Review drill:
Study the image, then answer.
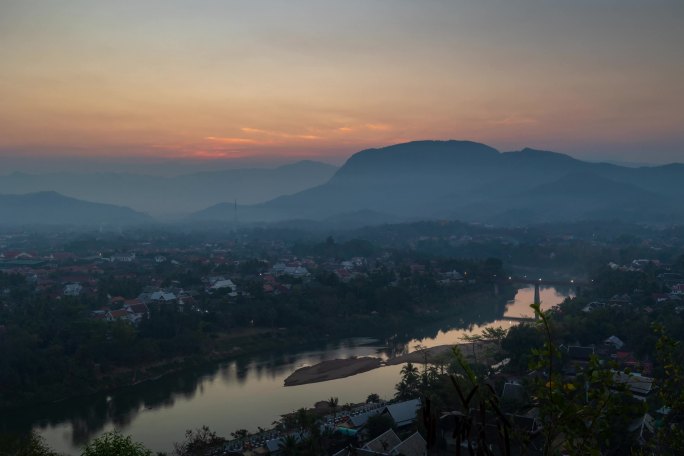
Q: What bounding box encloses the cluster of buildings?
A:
[220,399,427,456]
[0,230,483,311]
[92,298,150,324]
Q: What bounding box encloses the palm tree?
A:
[292,408,322,456]
[394,379,412,400]
[278,435,299,456]
[396,362,421,399]
[400,362,420,386]
[327,396,339,427]
[295,408,317,433]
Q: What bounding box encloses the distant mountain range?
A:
[0,191,151,226]
[2,141,683,227]
[0,160,337,216]
[192,140,684,225]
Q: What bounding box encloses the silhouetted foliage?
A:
[82,431,152,456]
[366,414,395,439]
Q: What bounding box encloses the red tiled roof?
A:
[108,309,129,318]
[127,303,149,315]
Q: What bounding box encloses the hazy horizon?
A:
[2,0,682,168]
[0,151,341,176]
[0,140,680,176]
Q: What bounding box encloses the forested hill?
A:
[191,140,684,225]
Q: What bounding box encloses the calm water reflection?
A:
[408,285,573,348]
[7,286,570,454]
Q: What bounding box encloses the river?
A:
[8,285,571,454]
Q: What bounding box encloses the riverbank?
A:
[387,340,498,365]
[284,341,499,386]
[1,288,513,410]
[0,328,300,410]
[7,284,569,455]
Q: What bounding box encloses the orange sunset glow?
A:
[1,0,683,165]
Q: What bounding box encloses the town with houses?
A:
[1,223,684,454]
[0,231,476,332]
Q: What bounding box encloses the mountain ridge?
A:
[0,160,337,216]
[0,191,152,226]
[191,140,684,225]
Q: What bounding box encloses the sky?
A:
[1,0,683,170]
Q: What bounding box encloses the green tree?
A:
[529,302,642,455]
[229,429,248,441]
[501,323,544,372]
[395,362,420,400]
[173,426,225,456]
[645,324,684,454]
[0,432,59,456]
[366,393,380,403]
[81,432,152,456]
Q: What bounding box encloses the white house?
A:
[63,283,83,296]
[111,252,136,262]
[283,266,310,278]
[271,263,287,275]
[210,278,237,292]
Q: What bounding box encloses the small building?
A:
[363,429,401,453]
[63,283,83,296]
[379,398,421,428]
[609,294,631,305]
[390,432,427,456]
[111,252,136,262]
[106,308,130,322]
[125,302,150,323]
[283,266,310,278]
[613,371,654,400]
[210,278,237,292]
[604,335,625,350]
[150,291,177,302]
[271,263,287,275]
[349,409,382,428]
[671,284,684,295]
[332,429,426,456]
[582,301,608,312]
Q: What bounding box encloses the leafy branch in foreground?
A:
[529,302,643,456]
[442,346,512,456]
[643,324,684,455]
